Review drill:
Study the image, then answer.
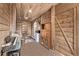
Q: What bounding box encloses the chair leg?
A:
[1,49,4,56]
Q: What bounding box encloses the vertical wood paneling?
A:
[51,6,55,50]
[73,8,77,55]
[76,4,79,55]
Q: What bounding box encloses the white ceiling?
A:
[16,3,55,22]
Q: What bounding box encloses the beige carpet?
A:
[20,42,54,56]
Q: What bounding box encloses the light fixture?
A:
[29,4,32,13]
[24,4,32,20]
[29,9,32,13]
[22,25,25,26]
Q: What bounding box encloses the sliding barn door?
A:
[55,4,77,55]
[40,9,52,49]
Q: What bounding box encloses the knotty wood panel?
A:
[0,4,10,50]
[55,3,77,15]
[16,21,32,36]
[40,9,52,49]
[0,24,9,30]
[41,10,51,24]
[55,4,74,55]
[0,4,10,21]
[76,4,79,55]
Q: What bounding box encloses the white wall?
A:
[33,21,40,42]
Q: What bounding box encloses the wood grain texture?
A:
[55,4,75,55]
[0,4,10,50]
[40,9,52,49]
[16,21,32,36]
[76,5,79,55]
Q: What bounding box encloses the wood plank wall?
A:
[55,3,77,55]
[40,9,52,49]
[0,4,10,50]
[16,20,32,36]
[76,4,79,56]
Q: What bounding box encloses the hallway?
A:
[0,3,79,56]
[20,36,53,56]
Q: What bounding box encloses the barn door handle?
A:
[55,17,74,54]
